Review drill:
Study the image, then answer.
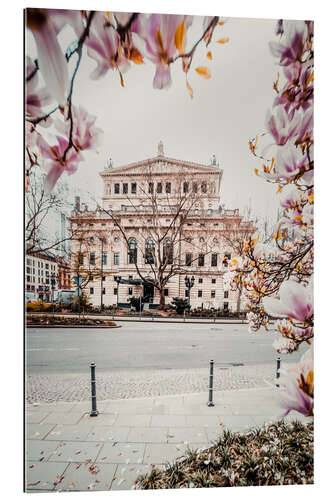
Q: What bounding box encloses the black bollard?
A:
[276,356,281,387]
[90,362,98,417]
[207,359,215,407]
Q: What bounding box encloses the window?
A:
[148,182,154,194]
[185,289,189,297]
[164,289,169,296]
[89,253,95,265]
[113,288,117,295]
[123,183,128,194]
[163,239,173,264]
[211,290,216,298]
[224,302,229,310]
[114,236,119,243]
[114,253,119,265]
[224,291,229,298]
[114,183,120,194]
[26,267,31,274]
[46,263,49,269]
[131,182,137,194]
[185,253,192,266]
[198,290,202,297]
[213,237,218,243]
[128,238,137,264]
[199,237,205,243]
[198,254,205,267]
[157,182,162,193]
[211,253,218,267]
[145,238,155,264]
[102,288,106,295]
[90,287,94,294]
[201,182,207,193]
[183,182,189,193]
[185,237,192,243]
[223,253,231,267]
[102,276,106,282]
[198,278,203,284]
[27,259,32,265]
[102,253,107,265]
[89,236,94,243]
[166,182,171,193]
[128,287,133,295]
[129,275,133,279]
[78,253,84,265]
[193,183,198,193]
[27,275,30,282]
[212,278,216,284]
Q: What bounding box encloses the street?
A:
[26,322,306,374]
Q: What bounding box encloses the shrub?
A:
[170,297,191,315]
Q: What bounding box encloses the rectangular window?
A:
[198,278,203,284]
[185,289,189,297]
[90,287,94,294]
[45,263,49,269]
[113,288,117,295]
[26,267,31,274]
[185,253,192,266]
[166,182,171,194]
[123,183,128,194]
[211,290,216,298]
[90,253,95,265]
[201,182,207,193]
[198,254,205,267]
[102,253,107,265]
[211,253,218,267]
[183,182,188,193]
[198,290,202,297]
[102,276,106,282]
[148,182,154,194]
[157,182,162,193]
[27,275,30,282]
[27,259,32,265]
[224,291,229,298]
[114,183,120,194]
[164,289,169,296]
[193,183,198,193]
[212,278,216,284]
[114,253,119,265]
[102,288,106,295]
[131,183,137,194]
[224,302,229,310]
[128,287,133,295]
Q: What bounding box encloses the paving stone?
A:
[151,415,187,427]
[79,412,117,426]
[47,441,103,463]
[26,423,56,440]
[127,427,168,443]
[218,415,256,432]
[46,424,93,441]
[26,410,51,424]
[186,415,222,427]
[143,443,203,465]
[86,426,130,443]
[25,461,69,491]
[99,442,145,464]
[43,412,84,425]
[166,427,208,444]
[25,440,62,462]
[111,464,152,490]
[54,462,117,491]
[114,414,151,427]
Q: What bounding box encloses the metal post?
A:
[90,362,98,416]
[100,238,104,311]
[183,309,186,322]
[207,359,215,407]
[139,295,142,320]
[276,356,281,387]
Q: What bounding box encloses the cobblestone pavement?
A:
[26,364,275,403]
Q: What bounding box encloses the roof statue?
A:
[157,140,164,157]
[106,157,113,169]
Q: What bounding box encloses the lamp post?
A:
[99,237,105,311]
[115,276,121,308]
[51,273,57,317]
[184,275,195,308]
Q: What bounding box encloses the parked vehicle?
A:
[56,289,75,305]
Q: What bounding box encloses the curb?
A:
[26,324,122,329]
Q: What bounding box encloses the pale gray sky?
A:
[27,13,282,221]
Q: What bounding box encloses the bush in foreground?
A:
[135,420,313,489]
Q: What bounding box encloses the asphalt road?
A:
[26,323,307,375]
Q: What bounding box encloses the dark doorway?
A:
[143,282,154,303]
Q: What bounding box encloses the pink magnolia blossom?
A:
[25,56,52,121]
[265,105,301,145]
[275,143,309,180]
[26,8,69,107]
[279,184,305,210]
[278,346,314,417]
[274,61,313,117]
[55,105,103,152]
[269,21,307,67]
[85,12,130,80]
[37,134,82,194]
[263,279,313,322]
[140,14,193,89]
[273,337,297,354]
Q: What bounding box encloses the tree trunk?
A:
[236,283,243,315]
[159,287,165,307]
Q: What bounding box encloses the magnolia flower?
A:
[37,134,82,194]
[279,183,304,210]
[278,346,314,417]
[263,280,313,322]
[275,61,313,117]
[269,21,307,66]
[295,107,313,144]
[273,337,297,354]
[85,11,130,80]
[275,143,309,181]
[55,105,103,152]
[25,56,53,121]
[266,105,301,146]
[140,14,193,89]
[26,8,69,106]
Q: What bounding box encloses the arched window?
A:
[201,182,207,193]
[145,238,155,264]
[163,238,173,264]
[128,238,137,264]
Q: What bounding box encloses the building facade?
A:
[68,143,255,311]
[25,252,59,301]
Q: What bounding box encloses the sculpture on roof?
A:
[158,140,164,157]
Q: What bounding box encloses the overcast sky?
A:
[26,12,283,221]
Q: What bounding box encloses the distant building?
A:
[68,144,255,311]
[25,251,59,301]
[57,257,72,290]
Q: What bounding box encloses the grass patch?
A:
[135,420,313,489]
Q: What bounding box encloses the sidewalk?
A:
[25,387,311,492]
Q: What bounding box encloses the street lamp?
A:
[115,276,122,308]
[184,275,195,308]
[51,273,57,316]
